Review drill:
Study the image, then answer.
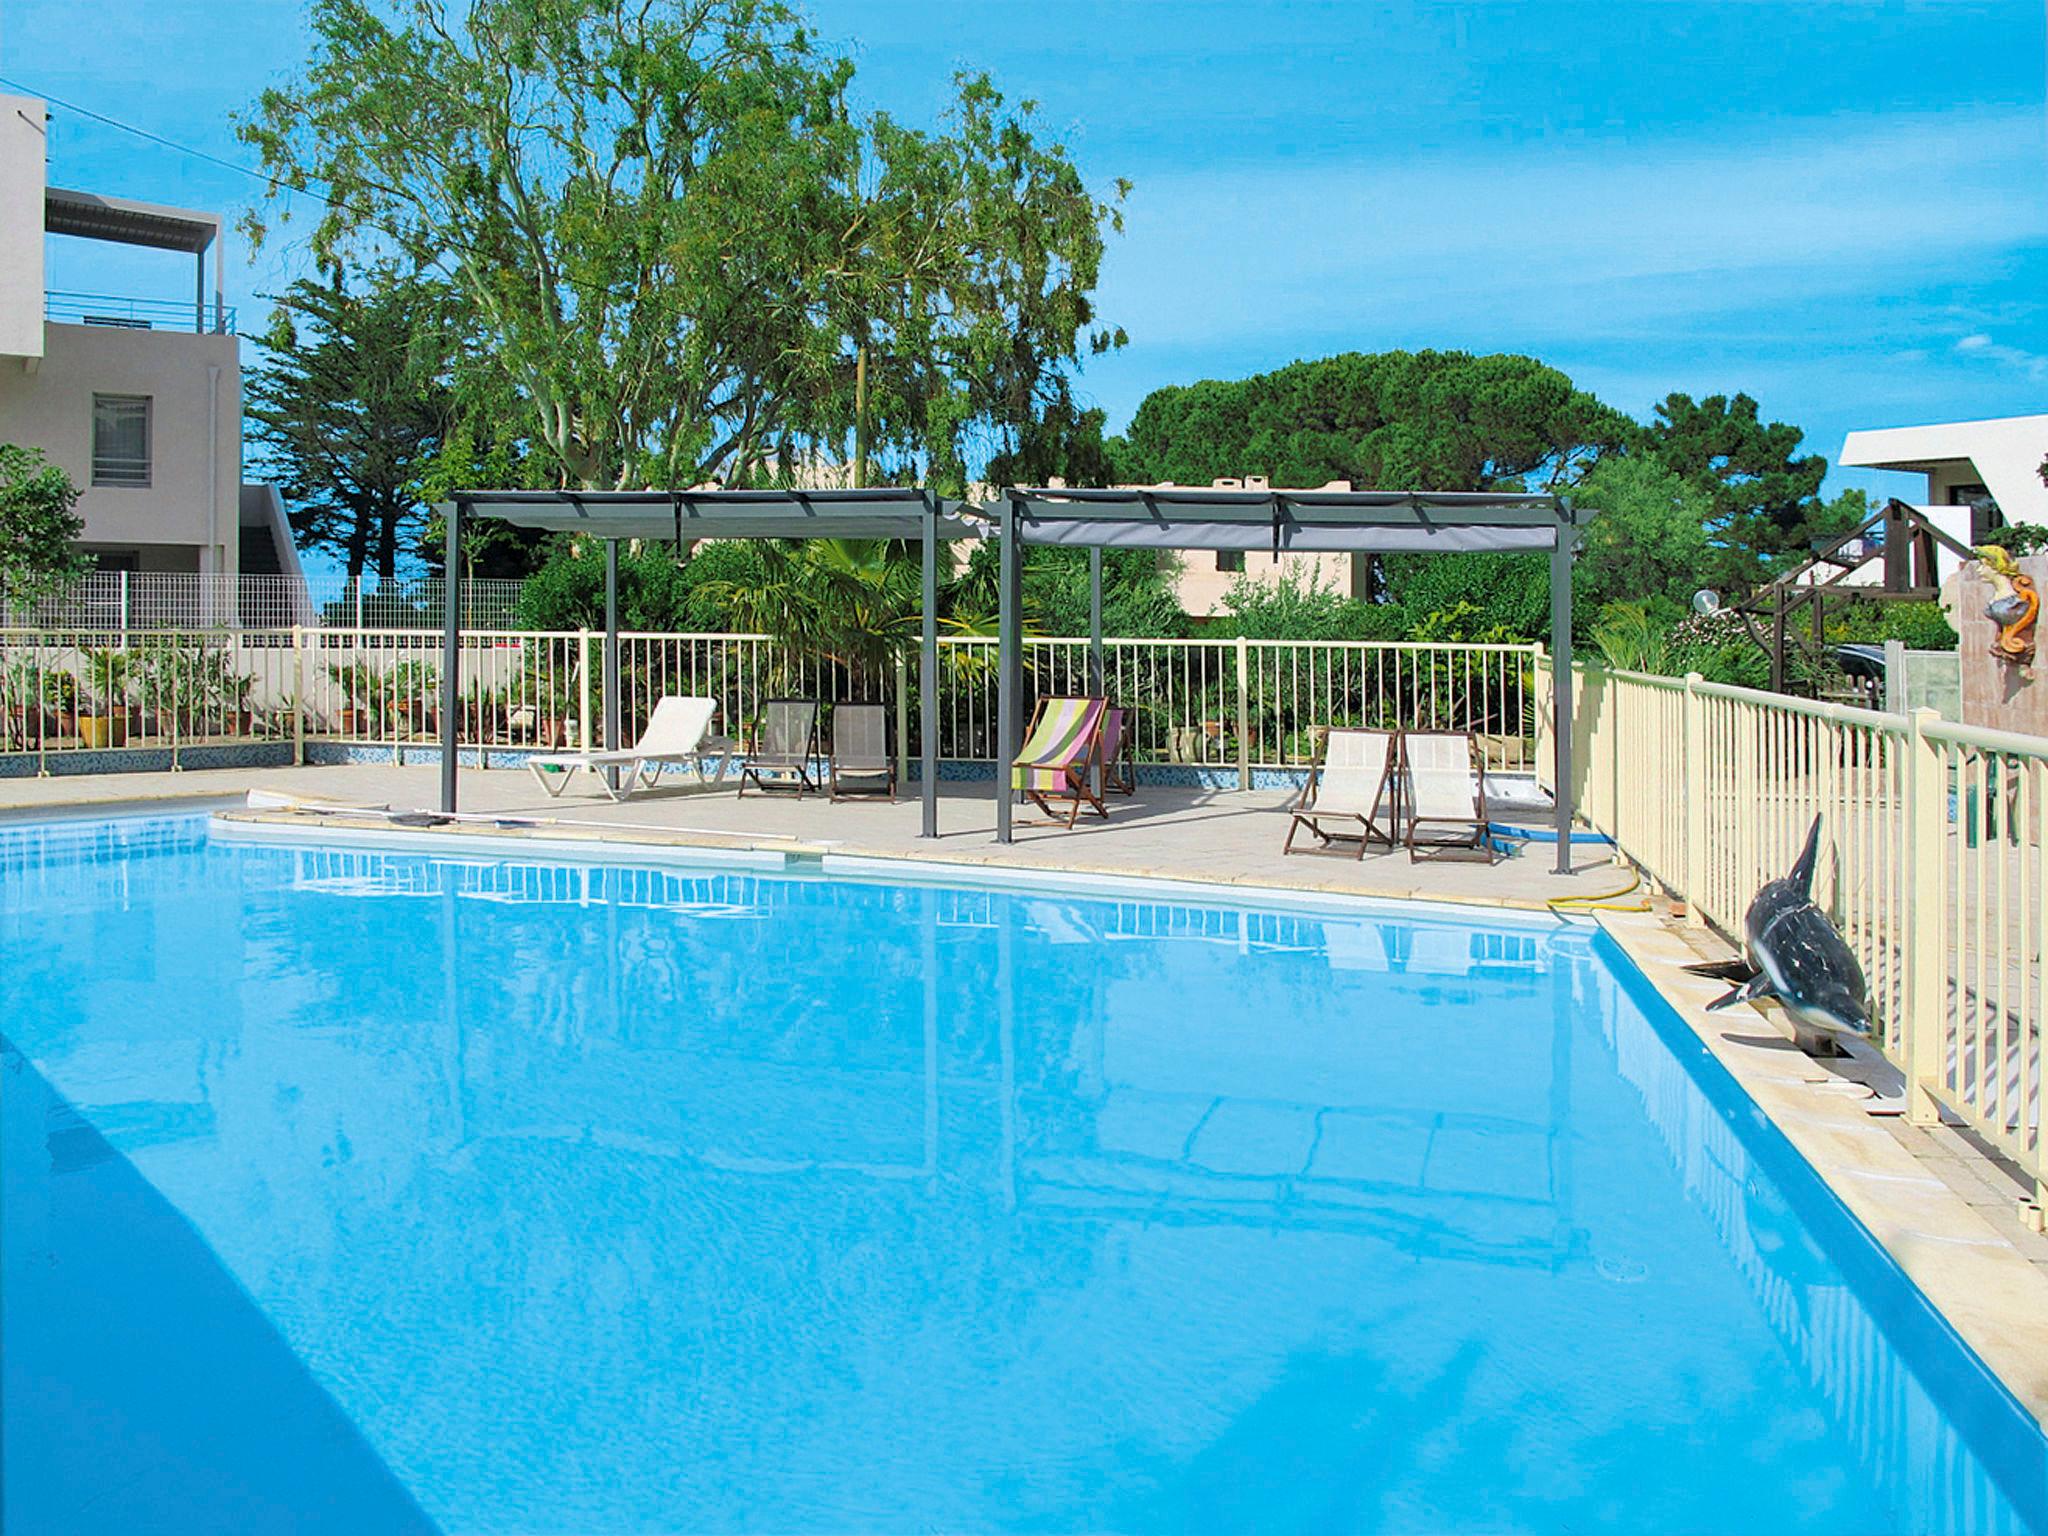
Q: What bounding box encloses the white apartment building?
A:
[0,92,299,610]
[1838,413,2048,586]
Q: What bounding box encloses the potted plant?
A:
[327,660,379,737]
[212,661,256,736]
[389,658,440,737]
[79,648,132,748]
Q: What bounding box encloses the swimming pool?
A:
[2,813,2043,1534]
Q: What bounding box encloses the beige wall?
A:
[0,321,242,574]
[1172,549,1367,619]
[0,93,46,360]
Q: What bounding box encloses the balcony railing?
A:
[44,290,236,336]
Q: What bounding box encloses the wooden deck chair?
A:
[1402,729,1495,863]
[525,695,732,802]
[829,700,895,801]
[1099,706,1136,796]
[1012,696,1109,828]
[739,698,821,797]
[1283,727,1398,858]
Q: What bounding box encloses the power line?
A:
[0,74,336,208]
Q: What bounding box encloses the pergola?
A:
[987,486,1598,871]
[436,488,981,835]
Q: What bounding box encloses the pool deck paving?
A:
[8,760,2048,1429]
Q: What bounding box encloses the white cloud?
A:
[1952,331,2048,381]
[1097,108,2048,348]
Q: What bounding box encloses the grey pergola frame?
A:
[989,487,1598,872]
[437,487,978,837]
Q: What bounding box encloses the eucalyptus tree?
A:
[241,0,867,491]
[240,0,1127,498]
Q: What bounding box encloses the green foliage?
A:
[674,542,770,630]
[1379,552,1551,642]
[1979,522,2048,558]
[0,444,85,606]
[954,544,1187,638]
[247,270,453,578]
[1824,601,1959,652]
[1570,453,1713,622]
[239,2,1124,493]
[1211,568,1411,642]
[1644,392,1849,587]
[512,544,697,631]
[697,538,923,680]
[1665,610,1772,688]
[1590,602,1670,674]
[1109,350,1632,492]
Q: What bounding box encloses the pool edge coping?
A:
[1595,907,2048,1433]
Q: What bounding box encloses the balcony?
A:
[45,290,236,336]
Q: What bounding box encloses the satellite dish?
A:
[1692,589,1722,616]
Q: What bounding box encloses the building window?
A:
[91,394,151,488]
[1215,550,1245,573]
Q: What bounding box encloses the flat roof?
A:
[44,187,219,254]
[1840,414,2048,475]
[449,487,982,542]
[996,486,1592,552]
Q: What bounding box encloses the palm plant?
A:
[701,538,924,693]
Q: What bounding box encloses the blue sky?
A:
[4,0,2043,503]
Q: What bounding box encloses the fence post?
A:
[578,629,593,751]
[119,570,130,646]
[1904,707,1947,1125]
[1235,636,1251,791]
[292,625,306,767]
[1683,673,1706,926]
[894,650,910,788]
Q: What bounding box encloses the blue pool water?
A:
[2,815,2044,1535]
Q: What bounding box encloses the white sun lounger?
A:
[1402,729,1494,863]
[525,695,733,801]
[1284,727,1398,858]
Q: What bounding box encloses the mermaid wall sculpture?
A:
[1977,545,2039,668]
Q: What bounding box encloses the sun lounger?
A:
[829,700,894,801]
[1012,696,1109,828]
[739,698,821,797]
[1402,729,1494,862]
[1284,727,1398,858]
[525,695,731,801]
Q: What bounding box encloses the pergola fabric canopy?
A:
[1000,486,1589,552]
[986,486,1597,868]
[437,488,977,836]
[456,486,983,543]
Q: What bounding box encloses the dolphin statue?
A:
[1685,816,1870,1053]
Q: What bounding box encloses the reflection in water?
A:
[2,817,2043,1535]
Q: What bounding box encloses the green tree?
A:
[1109,350,1632,492]
[240,2,1126,497]
[0,445,85,607]
[247,271,453,579]
[1643,392,1846,585]
[1569,453,1714,622]
[1211,568,1412,642]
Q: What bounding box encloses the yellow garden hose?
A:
[1547,866,1652,914]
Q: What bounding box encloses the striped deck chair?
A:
[1402,729,1495,863]
[1284,727,1398,858]
[1012,696,1109,828]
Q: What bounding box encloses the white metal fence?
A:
[7,572,528,631]
[1550,664,2045,1202]
[0,626,1543,777]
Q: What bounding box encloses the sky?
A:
[2,0,2044,506]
